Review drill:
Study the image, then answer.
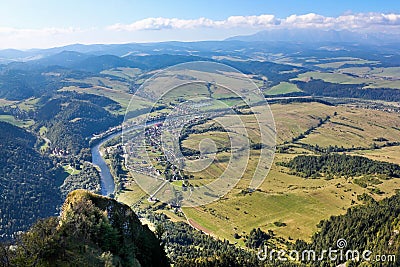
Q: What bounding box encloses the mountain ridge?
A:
[226,28,400,44]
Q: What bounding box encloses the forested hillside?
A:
[0,90,121,241]
[294,192,400,266]
[36,93,122,156]
[295,79,400,102]
[0,122,63,240]
[281,154,400,178]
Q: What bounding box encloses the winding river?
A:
[91,131,122,196]
[91,120,162,196]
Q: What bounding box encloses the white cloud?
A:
[107,12,400,32]
[1,12,400,49]
[282,12,400,30]
[283,13,334,28]
[108,17,215,31]
[107,15,278,31]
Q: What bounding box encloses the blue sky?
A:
[0,0,399,49]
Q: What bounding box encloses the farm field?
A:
[316,59,378,68]
[0,114,34,128]
[293,70,400,89]
[294,71,372,84]
[116,100,400,244]
[60,85,151,112]
[270,102,335,144]
[101,67,142,80]
[338,66,400,79]
[181,151,400,243]
[265,82,301,95]
[0,98,16,107]
[349,146,400,165]
[301,106,400,148]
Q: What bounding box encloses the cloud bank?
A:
[1,12,399,49]
[108,13,400,32]
[107,15,278,31]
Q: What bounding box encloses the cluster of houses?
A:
[125,115,198,183]
[51,147,69,157]
[121,101,227,191]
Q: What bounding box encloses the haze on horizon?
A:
[0,0,399,49]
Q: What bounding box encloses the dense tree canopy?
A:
[0,122,63,241]
[280,153,400,179]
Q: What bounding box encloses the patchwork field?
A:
[293,70,400,89]
[101,67,142,80]
[116,100,400,244]
[301,106,400,148]
[270,102,335,144]
[316,59,378,69]
[181,151,399,243]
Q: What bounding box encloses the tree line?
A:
[279,153,400,179]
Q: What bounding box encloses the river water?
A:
[91,131,121,196]
[91,120,162,197]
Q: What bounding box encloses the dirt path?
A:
[187,218,212,235]
[183,207,216,237]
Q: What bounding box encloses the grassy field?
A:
[339,66,400,79]
[182,188,351,243]
[116,181,148,207]
[0,98,16,107]
[63,165,81,175]
[158,83,211,104]
[182,131,231,151]
[301,106,400,148]
[181,151,400,244]
[270,102,335,144]
[16,97,40,111]
[0,114,34,128]
[265,82,301,95]
[349,146,400,165]
[316,59,378,69]
[60,85,152,113]
[141,69,263,104]
[181,151,379,243]
[293,70,400,89]
[101,67,141,80]
[293,71,370,84]
[116,100,400,245]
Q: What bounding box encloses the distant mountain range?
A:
[226,28,400,44]
[1,28,399,64]
[0,41,235,64]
